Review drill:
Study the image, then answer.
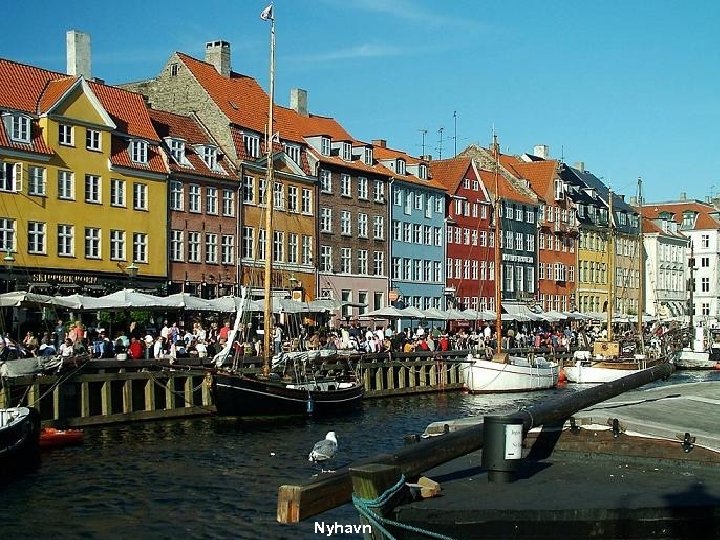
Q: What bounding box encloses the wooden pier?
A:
[0,350,469,426]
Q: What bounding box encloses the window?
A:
[0,218,14,252]
[516,207,523,221]
[358,250,368,275]
[84,175,101,204]
[414,193,423,210]
[241,227,254,259]
[273,182,284,209]
[701,234,710,249]
[392,257,401,280]
[358,213,368,237]
[59,124,73,145]
[404,191,412,214]
[515,232,523,251]
[206,187,218,214]
[340,174,351,197]
[373,251,384,276]
[110,179,125,207]
[320,208,333,232]
[133,183,147,210]
[273,231,284,262]
[320,136,330,156]
[84,227,101,259]
[393,186,402,206]
[170,230,184,261]
[86,129,101,151]
[302,235,312,265]
[188,232,201,263]
[258,229,267,261]
[133,233,148,263]
[364,147,373,165]
[244,134,260,158]
[434,227,442,246]
[320,169,332,193]
[57,224,73,257]
[302,188,312,214]
[222,189,235,216]
[341,247,352,273]
[341,211,351,235]
[284,143,300,164]
[188,184,201,213]
[526,234,535,252]
[373,216,384,239]
[419,164,428,179]
[341,142,351,161]
[702,277,710,293]
[221,235,234,265]
[426,197,434,218]
[287,186,298,212]
[373,180,384,202]
[435,197,443,214]
[505,204,513,219]
[28,167,46,196]
[425,225,432,245]
[701,257,710,268]
[0,162,21,192]
[320,245,333,272]
[170,63,179,76]
[170,181,183,210]
[403,223,412,243]
[358,177,368,199]
[168,139,186,164]
[27,222,45,254]
[243,176,255,204]
[205,233,218,264]
[130,140,148,163]
[55,170,72,200]
[8,114,30,142]
[288,233,298,264]
[396,159,406,175]
[201,145,218,170]
[109,230,125,260]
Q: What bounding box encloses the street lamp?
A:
[126,262,139,289]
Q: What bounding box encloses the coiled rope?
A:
[351,474,456,540]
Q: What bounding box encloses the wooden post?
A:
[80,381,90,419]
[202,372,213,407]
[184,376,193,408]
[363,366,372,391]
[350,464,403,540]
[165,374,176,410]
[408,362,416,388]
[145,377,156,412]
[387,365,395,390]
[123,379,133,414]
[419,365,427,387]
[52,384,61,421]
[374,367,383,392]
[101,381,112,416]
[398,364,406,390]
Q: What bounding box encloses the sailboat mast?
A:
[493,137,502,353]
[688,242,695,329]
[262,9,276,374]
[636,178,644,344]
[607,189,614,341]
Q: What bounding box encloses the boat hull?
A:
[213,373,365,418]
[564,359,666,384]
[0,407,41,476]
[463,355,559,393]
[673,350,720,370]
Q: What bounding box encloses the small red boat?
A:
[39,427,84,449]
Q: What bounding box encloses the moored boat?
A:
[463,353,559,393]
[0,406,41,475]
[39,427,85,449]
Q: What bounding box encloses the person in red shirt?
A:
[218,321,231,344]
[128,337,144,359]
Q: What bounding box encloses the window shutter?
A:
[14,163,22,193]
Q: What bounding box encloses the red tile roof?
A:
[480,169,536,205]
[109,137,167,175]
[0,58,59,112]
[0,120,53,156]
[370,143,444,190]
[429,157,475,195]
[149,108,235,179]
[501,156,558,200]
[37,77,78,112]
[643,201,720,231]
[89,81,159,141]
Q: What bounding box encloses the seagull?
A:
[308,431,338,473]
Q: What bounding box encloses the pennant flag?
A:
[260,4,273,20]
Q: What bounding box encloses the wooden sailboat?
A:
[0,406,40,476]
[463,139,559,393]
[565,179,669,383]
[211,7,363,418]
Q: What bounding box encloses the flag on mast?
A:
[260,4,273,20]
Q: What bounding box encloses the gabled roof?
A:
[149,108,235,179]
[89,81,159,141]
[501,156,559,200]
[0,58,59,113]
[642,201,720,231]
[429,157,474,193]
[638,206,686,238]
[372,143,445,191]
[479,169,536,205]
[109,137,167,175]
[0,120,53,156]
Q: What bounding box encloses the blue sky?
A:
[3,0,719,203]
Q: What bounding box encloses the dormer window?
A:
[341,142,351,161]
[321,136,330,156]
[243,133,260,158]
[554,178,564,200]
[200,145,218,170]
[396,159,406,175]
[682,211,696,229]
[419,164,428,180]
[363,147,373,165]
[283,143,301,164]
[130,140,148,164]
[166,138,190,166]
[4,113,31,143]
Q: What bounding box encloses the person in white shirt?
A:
[59,338,74,357]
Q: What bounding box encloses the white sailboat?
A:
[564,179,669,383]
[463,139,559,393]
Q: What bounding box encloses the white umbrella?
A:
[361,306,406,318]
[422,307,450,320]
[163,292,214,311]
[399,306,426,319]
[0,291,78,308]
[91,289,165,309]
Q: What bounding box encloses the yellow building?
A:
[0,58,168,294]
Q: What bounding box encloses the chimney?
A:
[205,40,231,77]
[533,144,549,159]
[372,139,387,148]
[66,30,91,79]
[574,161,585,172]
[290,88,308,117]
[629,196,638,206]
[679,192,687,201]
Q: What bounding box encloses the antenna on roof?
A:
[418,129,428,156]
[453,110,457,157]
[437,127,444,160]
[560,144,565,162]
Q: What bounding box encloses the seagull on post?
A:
[308,431,338,473]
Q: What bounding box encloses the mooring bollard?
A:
[481,415,524,483]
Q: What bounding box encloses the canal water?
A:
[2,370,717,540]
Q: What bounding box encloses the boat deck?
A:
[395,381,720,539]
